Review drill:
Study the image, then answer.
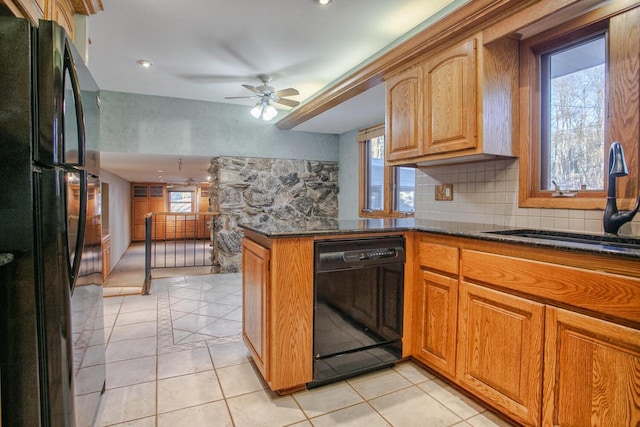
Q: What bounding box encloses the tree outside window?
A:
[515,12,640,211]
[541,35,605,192]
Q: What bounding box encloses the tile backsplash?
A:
[415,158,640,236]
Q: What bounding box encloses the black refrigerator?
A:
[0,17,105,426]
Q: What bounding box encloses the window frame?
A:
[168,190,195,213]
[358,124,415,218]
[538,32,607,193]
[520,20,610,209]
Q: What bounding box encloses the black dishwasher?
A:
[310,236,405,388]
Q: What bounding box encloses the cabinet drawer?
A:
[419,241,459,275]
[462,249,640,326]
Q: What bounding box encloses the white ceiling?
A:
[99,152,213,186]
[87,0,462,182]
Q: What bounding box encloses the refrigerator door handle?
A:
[63,41,86,167]
[69,169,87,291]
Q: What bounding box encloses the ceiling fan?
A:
[225,74,300,121]
[166,177,207,189]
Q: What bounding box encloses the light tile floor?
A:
[96,273,514,427]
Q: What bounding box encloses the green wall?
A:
[99,91,340,161]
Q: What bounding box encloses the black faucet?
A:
[603,142,640,235]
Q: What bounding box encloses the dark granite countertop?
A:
[238,219,640,259]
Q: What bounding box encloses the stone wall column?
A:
[208,156,339,272]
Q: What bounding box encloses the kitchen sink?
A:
[485,229,640,250]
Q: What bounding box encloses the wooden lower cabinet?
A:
[131,184,166,241]
[543,307,640,427]
[414,270,458,379]
[241,235,314,392]
[411,233,640,426]
[242,238,269,380]
[456,281,544,426]
[132,199,151,241]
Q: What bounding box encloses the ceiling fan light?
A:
[250,103,263,119]
[263,104,278,121]
[137,59,153,68]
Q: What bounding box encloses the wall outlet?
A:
[435,184,454,201]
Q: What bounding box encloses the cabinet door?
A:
[414,270,458,379]
[543,307,640,427]
[149,186,166,213]
[424,37,477,154]
[132,198,149,241]
[386,66,421,161]
[242,239,270,380]
[457,282,543,426]
[52,0,74,39]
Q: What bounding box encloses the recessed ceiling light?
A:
[314,0,332,5]
[137,59,153,68]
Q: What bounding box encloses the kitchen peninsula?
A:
[240,219,640,426]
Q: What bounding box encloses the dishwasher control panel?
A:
[343,248,398,263]
[315,236,405,272]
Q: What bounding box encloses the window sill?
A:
[519,194,605,210]
[359,211,415,219]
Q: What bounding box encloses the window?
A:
[519,9,638,210]
[540,34,606,192]
[364,136,385,211]
[169,191,193,212]
[359,124,415,217]
[394,166,416,212]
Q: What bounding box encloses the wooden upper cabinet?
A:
[457,282,544,427]
[424,37,477,155]
[52,0,74,39]
[1,0,46,22]
[385,34,517,166]
[386,66,422,161]
[3,0,103,40]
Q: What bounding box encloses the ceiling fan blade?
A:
[274,88,299,97]
[224,96,257,99]
[274,98,300,108]
[242,84,263,94]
